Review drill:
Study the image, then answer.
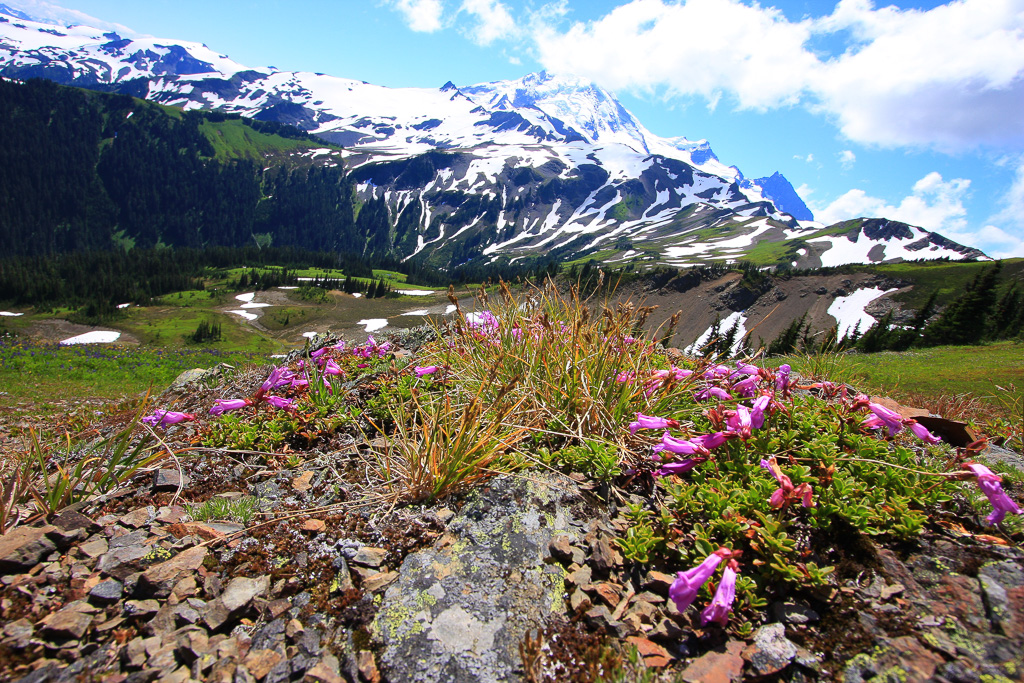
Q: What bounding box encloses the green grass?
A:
[199,119,319,162]
[873,258,1024,309]
[0,336,263,403]
[776,341,1024,412]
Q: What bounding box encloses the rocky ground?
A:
[0,339,1022,683]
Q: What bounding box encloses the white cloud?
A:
[389,0,446,32]
[459,0,518,45]
[838,150,855,170]
[814,172,970,233]
[794,153,815,163]
[530,0,1024,152]
[981,158,1024,257]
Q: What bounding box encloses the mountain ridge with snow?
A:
[0,7,986,268]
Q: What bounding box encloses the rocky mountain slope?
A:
[0,9,985,268]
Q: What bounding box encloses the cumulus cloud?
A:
[809,171,1021,257]
[838,150,856,170]
[980,158,1024,257]
[794,153,815,163]
[389,0,446,32]
[459,0,519,45]
[533,0,817,110]
[529,0,1024,152]
[814,172,970,233]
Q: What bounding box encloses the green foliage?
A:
[545,440,621,483]
[186,495,258,525]
[188,319,222,344]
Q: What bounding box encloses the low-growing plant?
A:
[186,495,258,525]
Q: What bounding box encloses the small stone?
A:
[96,545,152,579]
[548,535,574,564]
[771,601,820,624]
[306,660,345,683]
[172,576,198,600]
[593,582,621,608]
[0,525,57,574]
[362,571,399,592]
[649,618,684,642]
[124,599,161,618]
[643,570,675,595]
[109,528,150,549]
[221,575,271,613]
[153,469,189,492]
[585,604,613,627]
[267,599,292,619]
[292,471,314,492]
[243,649,284,679]
[356,651,381,683]
[89,579,124,604]
[590,537,621,573]
[625,636,673,668]
[156,506,188,524]
[137,546,208,598]
[40,608,93,640]
[286,619,305,640]
[569,588,591,612]
[3,618,33,641]
[79,537,109,558]
[351,547,387,568]
[51,510,98,533]
[566,564,592,588]
[682,641,746,683]
[880,582,905,601]
[743,623,797,676]
[119,508,153,529]
[300,519,326,533]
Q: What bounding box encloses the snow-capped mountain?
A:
[0,8,984,267]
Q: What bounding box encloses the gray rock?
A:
[109,528,150,549]
[0,525,57,574]
[744,623,797,676]
[771,601,820,624]
[95,545,152,580]
[373,473,582,682]
[89,579,124,604]
[153,469,190,492]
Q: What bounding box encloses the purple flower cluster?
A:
[861,399,942,444]
[669,549,740,627]
[141,410,195,427]
[963,463,1022,525]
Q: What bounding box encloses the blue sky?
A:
[12,0,1024,257]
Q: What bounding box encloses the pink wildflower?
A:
[265,396,295,411]
[142,410,195,427]
[695,386,732,402]
[415,365,439,377]
[731,376,759,398]
[726,405,753,439]
[760,458,814,509]
[868,402,904,436]
[669,549,732,612]
[750,395,772,429]
[775,364,792,392]
[700,563,738,627]
[963,463,1022,525]
[629,412,680,435]
[655,432,707,456]
[907,421,942,444]
[655,458,705,477]
[210,398,252,416]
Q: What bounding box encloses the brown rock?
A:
[643,570,675,595]
[137,546,208,598]
[362,571,399,592]
[548,535,574,564]
[119,508,152,528]
[221,575,270,613]
[167,522,225,541]
[79,537,109,558]
[590,537,621,572]
[681,641,746,683]
[300,519,326,533]
[153,469,189,492]
[0,525,57,574]
[156,505,188,524]
[351,547,388,568]
[292,471,314,492]
[356,651,381,683]
[244,649,284,679]
[306,660,345,683]
[567,564,592,588]
[626,636,673,668]
[39,608,93,640]
[569,589,592,613]
[593,582,621,608]
[51,510,98,533]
